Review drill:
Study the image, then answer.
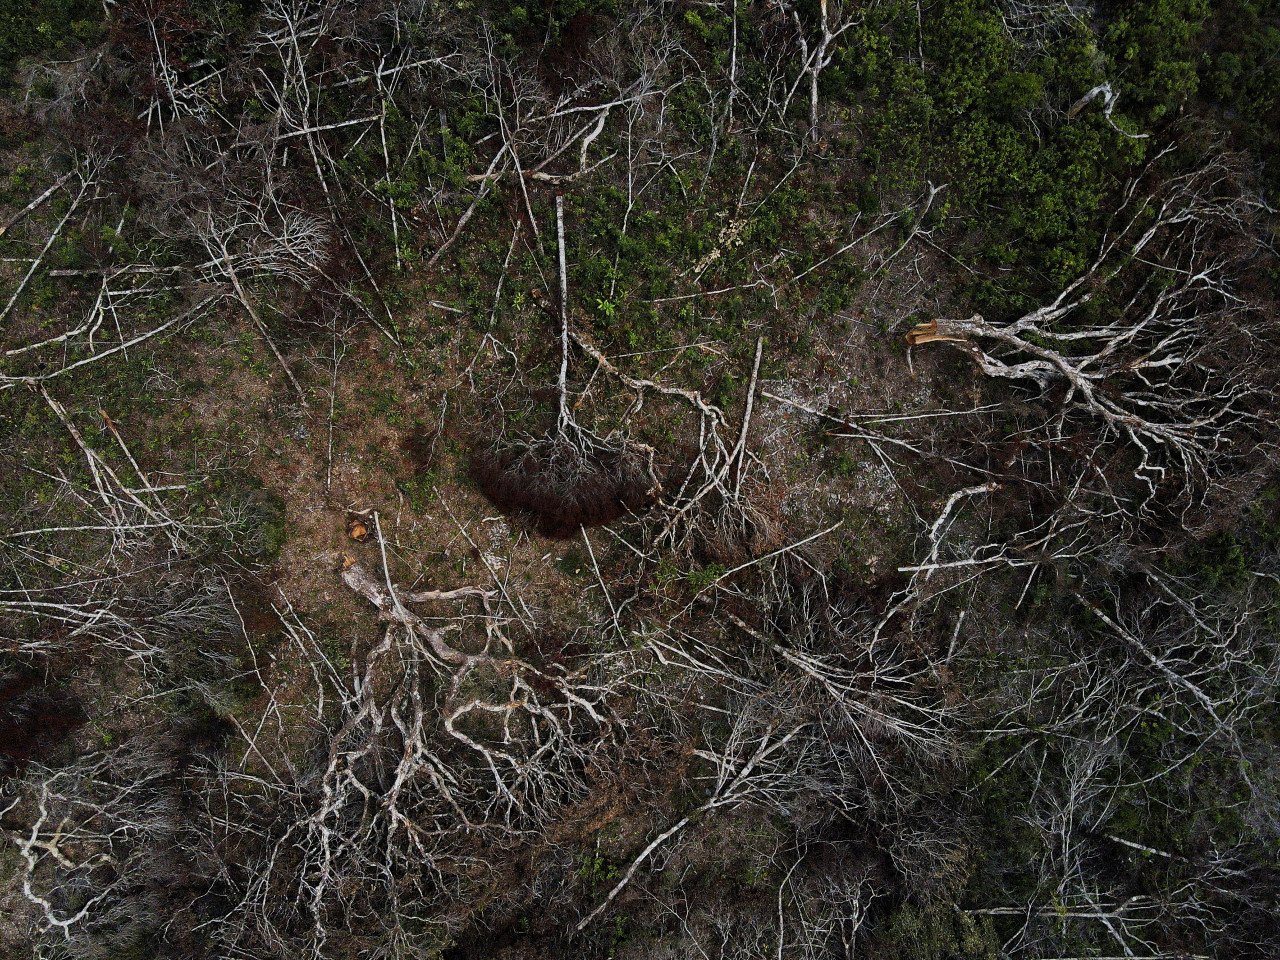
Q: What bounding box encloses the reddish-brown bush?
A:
[471,434,658,539]
[0,671,84,778]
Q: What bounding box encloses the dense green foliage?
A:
[0,0,102,87]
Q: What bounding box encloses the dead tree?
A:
[192,202,331,404]
[778,0,859,142]
[576,559,958,932]
[908,151,1271,508]
[2,424,252,956]
[473,193,661,537]
[190,511,631,958]
[999,0,1089,49]
[968,560,1280,958]
[7,733,219,958]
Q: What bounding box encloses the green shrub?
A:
[0,0,102,87]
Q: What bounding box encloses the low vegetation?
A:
[1,0,1278,958]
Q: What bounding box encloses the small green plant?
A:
[654,558,681,584]
[595,297,618,322]
[576,850,622,888]
[687,563,726,591]
[557,546,587,577]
